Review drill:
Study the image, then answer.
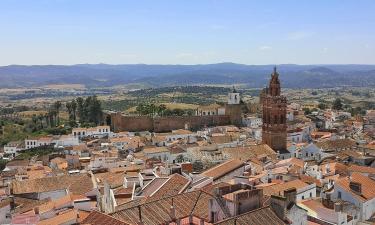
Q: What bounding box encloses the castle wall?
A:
[111,113,154,132]
[111,113,232,132]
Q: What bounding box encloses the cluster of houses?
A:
[0,104,375,224]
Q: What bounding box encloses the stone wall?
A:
[110,112,232,132]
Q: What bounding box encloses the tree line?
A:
[135,103,195,117]
[27,95,103,132]
[66,96,103,127]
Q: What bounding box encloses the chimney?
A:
[137,205,143,225]
[170,198,176,221]
[334,202,343,213]
[270,195,287,221]
[284,188,297,206]
[349,181,362,195]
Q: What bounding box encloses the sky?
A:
[0,0,375,65]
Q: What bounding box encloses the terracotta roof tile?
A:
[111,190,215,225]
[82,211,129,225]
[335,172,375,202]
[201,159,244,180]
[348,164,375,175]
[37,209,78,225]
[214,206,286,225]
[12,174,94,196]
[147,173,190,200]
[260,179,310,196]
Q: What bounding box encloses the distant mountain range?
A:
[1,63,375,88]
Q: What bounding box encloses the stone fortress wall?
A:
[110,104,242,132]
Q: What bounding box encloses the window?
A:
[310,192,312,198]
[338,191,342,199]
[306,153,308,157]
[302,196,304,200]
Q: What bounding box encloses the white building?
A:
[288,129,304,143]
[72,126,111,138]
[4,141,24,156]
[332,172,375,222]
[243,116,262,128]
[25,137,54,149]
[25,135,79,150]
[143,147,171,162]
[53,135,79,148]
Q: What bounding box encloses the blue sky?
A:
[0,0,374,65]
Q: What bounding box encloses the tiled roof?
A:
[147,173,190,200]
[214,206,286,225]
[260,179,310,196]
[82,211,129,225]
[299,199,337,224]
[94,171,125,188]
[210,135,233,144]
[13,197,50,214]
[201,159,244,180]
[316,139,356,151]
[111,190,216,225]
[275,158,304,168]
[138,177,169,197]
[6,159,29,167]
[299,174,322,187]
[12,174,94,195]
[143,146,169,154]
[222,144,277,161]
[37,209,78,225]
[348,164,375,175]
[335,172,375,202]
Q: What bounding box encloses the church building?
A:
[262,67,288,153]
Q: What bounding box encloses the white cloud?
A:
[287,31,315,40]
[259,46,272,51]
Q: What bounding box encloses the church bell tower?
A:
[262,67,287,152]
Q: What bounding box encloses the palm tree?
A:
[71,99,77,121]
[37,114,44,129]
[44,114,50,128]
[66,102,72,120]
[54,101,62,126]
[158,104,167,116]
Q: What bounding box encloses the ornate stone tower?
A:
[262,67,287,152]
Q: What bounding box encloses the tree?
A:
[54,101,62,126]
[0,159,7,171]
[76,97,84,123]
[175,154,185,163]
[37,114,44,129]
[158,104,167,116]
[332,98,343,110]
[192,161,204,172]
[71,99,77,121]
[318,103,327,110]
[303,108,311,115]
